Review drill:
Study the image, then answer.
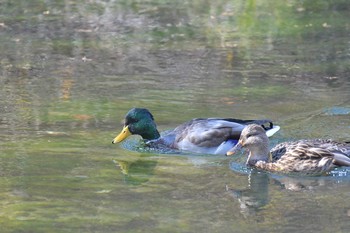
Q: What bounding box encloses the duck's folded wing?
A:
[172,119,237,147]
[333,152,350,167]
[175,119,273,148]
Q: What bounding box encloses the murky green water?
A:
[1,0,350,232]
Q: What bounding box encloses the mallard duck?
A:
[226,124,350,175]
[112,108,280,155]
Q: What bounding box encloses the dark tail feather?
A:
[222,118,273,131]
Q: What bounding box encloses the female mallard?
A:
[226,124,350,175]
[112,108,280,155]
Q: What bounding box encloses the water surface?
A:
[0,0,349,232]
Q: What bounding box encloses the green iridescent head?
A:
[112,108,161,143]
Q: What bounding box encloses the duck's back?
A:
[172,118,273,154]
[270,139,350,160]
[174,119,243,145]
[265,139,350,175]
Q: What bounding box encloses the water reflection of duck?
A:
[270,174,350,191]
[226,171,270,217]
[112,108,280,155]
[226,124,350,175]
[113,159,157,185]
[227,169,350,219]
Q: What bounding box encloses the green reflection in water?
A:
[114,159,157,185]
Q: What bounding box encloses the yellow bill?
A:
[112,125,132,144]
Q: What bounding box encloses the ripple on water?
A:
[120,138,181,155]
[322,106,350,116]
[119,137,232,169]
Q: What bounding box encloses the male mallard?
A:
[226,124,350,175]
[112,108,280,155]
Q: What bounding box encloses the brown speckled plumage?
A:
[227,124,350,175]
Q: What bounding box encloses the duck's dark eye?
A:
[129,118,138,124]
[125,118,137,125]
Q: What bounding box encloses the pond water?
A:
[0,0,350,232]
